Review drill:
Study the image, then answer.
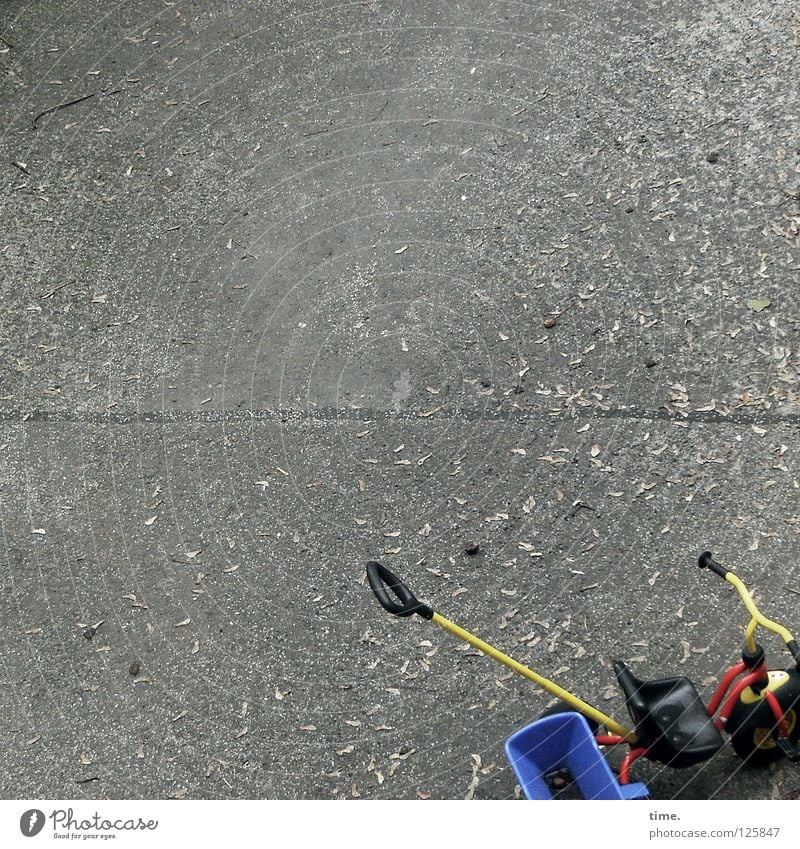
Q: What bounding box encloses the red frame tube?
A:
[706,661,747,717]
[619,747,648,785]
[595,735,626,747]
[764,690,790,739]
[716,665,769,729]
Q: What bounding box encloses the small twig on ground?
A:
[40,281,72,299]
[33,92,96,130]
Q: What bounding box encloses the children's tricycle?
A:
[366,551,800,799]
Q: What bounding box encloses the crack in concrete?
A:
[0,405,792,425]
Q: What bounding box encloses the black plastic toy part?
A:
[698,550,729,580]
[366,562,434,620]
[614,661,725,768]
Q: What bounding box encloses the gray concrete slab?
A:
[1,0,799,799]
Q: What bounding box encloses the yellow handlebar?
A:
[699,551,797,660]
[724,571,795,651]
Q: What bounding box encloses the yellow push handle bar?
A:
[366,561,636,741]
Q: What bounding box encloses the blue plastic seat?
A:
[505,712,649,800]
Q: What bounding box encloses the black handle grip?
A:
[699,550,729,580]
[366,562,433,619]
